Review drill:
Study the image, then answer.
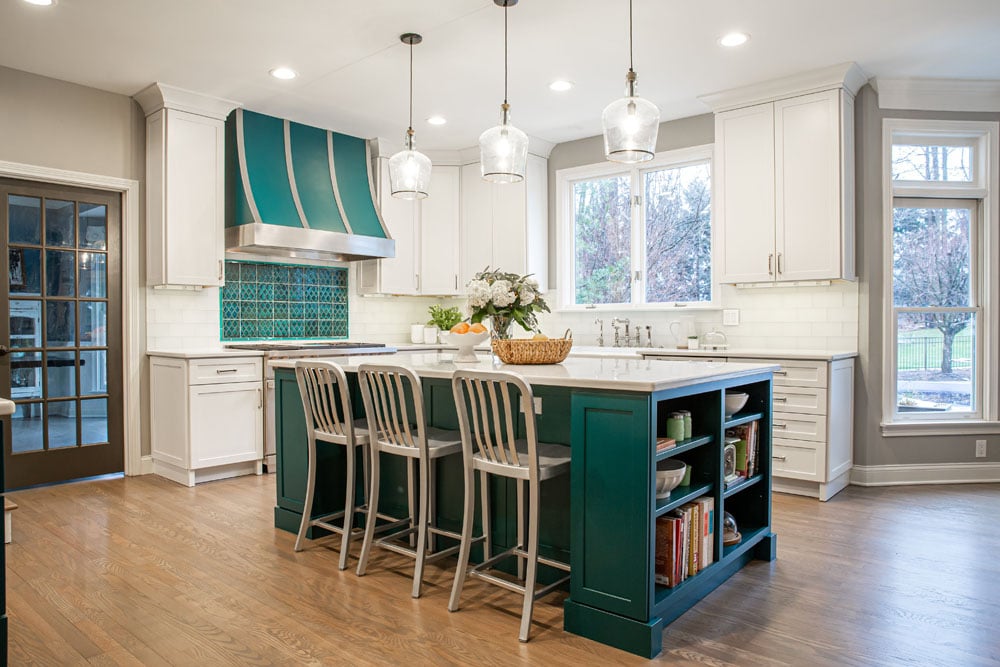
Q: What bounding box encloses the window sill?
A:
[880,420,1000,437]
[554,303,722,314]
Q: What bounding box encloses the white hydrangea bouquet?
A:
[466,267,549,339]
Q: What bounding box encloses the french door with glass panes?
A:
[0,179,122,489]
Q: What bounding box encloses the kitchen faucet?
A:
[594,318,605,347]
[611,317,630,347]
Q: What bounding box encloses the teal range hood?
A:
[225,108,395,262]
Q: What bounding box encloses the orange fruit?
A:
[469,323,487,334]
[450,322,470,334]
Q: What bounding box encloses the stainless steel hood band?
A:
[235,109,264,226]
[327,131,353,234]
[284,119,310,229]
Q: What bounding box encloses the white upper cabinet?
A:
[370,158,419,295]
[358,161,460,296]
[715,103,776,283]
[707,63,864,285]
[460,154,548,291]
[135,83,239,288]
[363,149,548,296]
[420,166,461,295]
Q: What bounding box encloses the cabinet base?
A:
[564,599,664,659]
[773,471,850,501]
[152,459,262,487]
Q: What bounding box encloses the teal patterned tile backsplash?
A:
[220,260,348,340]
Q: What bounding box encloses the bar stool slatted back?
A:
[449,369,571,642]
[294,360,370,570]
[355,363,469,598]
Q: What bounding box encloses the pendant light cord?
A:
[628,0,634,74]
[408,39,414,132]
[503,2,509,104]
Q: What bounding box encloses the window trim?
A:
[555,144,718,312]
[881,119,1000,432]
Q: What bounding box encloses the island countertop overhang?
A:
[268,351,778,393]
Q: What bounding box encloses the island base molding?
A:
[772,470,850,501]
[564,533,776,658]
[153,459,261,487]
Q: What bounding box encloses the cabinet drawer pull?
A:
[768,253,774,275]
[773,422,786,429]
[772,455,787,461]
[773,396,787,402]
[777,252,783,274]
[216,368,239,374]
[772,370,787,375]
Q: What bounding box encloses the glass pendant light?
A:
[602,0,660,163]
[479,0,528,184]
[389,33,432,199]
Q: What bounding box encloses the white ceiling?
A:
[2,0,1000,152]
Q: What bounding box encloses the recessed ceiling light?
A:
[426,115,447,126]
[549,79,574,92]
[269,67,298,80]
[719,32,750,47]
[23,0,55,5]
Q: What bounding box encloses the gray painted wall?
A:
[545,114,715,287]
[855,84,1000,466]
[0,66,151,458]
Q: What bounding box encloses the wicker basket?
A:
[492,336,573,365]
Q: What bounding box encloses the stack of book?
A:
[654,496,715,588]
[724,420,759,487]
[655,437,676,452]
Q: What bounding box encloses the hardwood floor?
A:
[5,475,999,666]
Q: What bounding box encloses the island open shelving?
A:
[268,351,776,659]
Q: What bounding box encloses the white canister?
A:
[687,335,700,350]
[423,326,439,344]
[410,323,425,344]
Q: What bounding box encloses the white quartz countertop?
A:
[567,346,857,362]
[269,351,777,392]
[147,349,267,359]
[0,398,13,417]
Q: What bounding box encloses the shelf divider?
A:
[654,483,713,517]
[724,411,763,429]
[722,474,763,499]
[655,434,712,461]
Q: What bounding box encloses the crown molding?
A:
[874,78,1000,112]
[699,62,869,112]
[133,82,241,120]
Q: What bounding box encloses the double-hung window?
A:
[556,145,714,309]
[883,119,999,426]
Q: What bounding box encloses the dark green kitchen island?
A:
[270,351,776,658]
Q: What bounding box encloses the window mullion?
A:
[631,168,643,305]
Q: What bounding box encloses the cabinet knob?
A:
[0,345,8,357]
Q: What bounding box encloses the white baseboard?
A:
[137,455,155,476]
[851,462,1000,487]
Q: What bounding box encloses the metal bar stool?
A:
[449,369,571,642]
[355,363,473,599]
[294,360,370,570]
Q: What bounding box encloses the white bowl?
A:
[655,459,687,498]
[725,392,749,417]
[439,330,490,362]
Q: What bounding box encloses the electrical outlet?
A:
[976,439,987,457]
[723,309,740,326]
